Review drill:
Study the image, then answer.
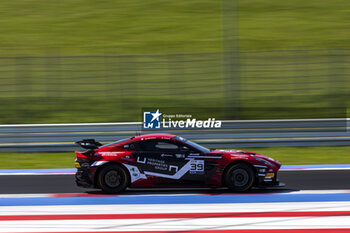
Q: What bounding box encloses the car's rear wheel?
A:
[97,164,129,194]
[225,163,255,192]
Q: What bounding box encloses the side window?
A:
[154,141,179,150]
[137,140,157,151]
[136,139,180,152]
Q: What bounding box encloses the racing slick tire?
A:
[224,163,255,192]
[97,164,129,194]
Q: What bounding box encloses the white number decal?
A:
[190,160,204,172]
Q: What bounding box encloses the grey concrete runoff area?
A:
[1,169,350,194]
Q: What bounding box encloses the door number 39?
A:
[190,160,204,171]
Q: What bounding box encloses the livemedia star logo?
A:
[143,109,162,129]
[143,109,222,129]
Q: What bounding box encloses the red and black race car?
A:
[75,133,283,193]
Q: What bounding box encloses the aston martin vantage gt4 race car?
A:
[75,134,283,193]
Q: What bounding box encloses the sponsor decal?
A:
[169,165,179,172]
[220,149,237,153]
[175,154,185,158]
[99,152,122,156]
[137,157,147,164]
[143,109,221,129]
[137,157,173,172]
[190,153,200,156]
[147,158,168,171]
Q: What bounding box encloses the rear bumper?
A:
[75,159,96,188]
[75,169,95,188]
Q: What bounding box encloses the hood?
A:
[212,149,257,156]
[213,149,281,169]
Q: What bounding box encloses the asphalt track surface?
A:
[1,170,350,194]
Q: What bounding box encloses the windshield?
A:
[174,136,211,153]
[99,138,129,148]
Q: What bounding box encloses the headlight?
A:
[252,156,273,166]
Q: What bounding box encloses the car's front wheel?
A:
[224,163,255,192]
[97,164,129,194]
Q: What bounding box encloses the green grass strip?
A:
[0,146,349,169]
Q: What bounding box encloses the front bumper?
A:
[257,178,285,188]
[253,165,284,188]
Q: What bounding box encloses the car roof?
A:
[130,133,176,141]
[98,133,177,149]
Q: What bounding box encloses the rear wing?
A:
[76,139,102,150]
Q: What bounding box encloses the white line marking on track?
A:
[1,217,350,232]
[1,201,350,215]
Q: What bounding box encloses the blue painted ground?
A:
[0,193,350,206]
[0,168,75,174]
